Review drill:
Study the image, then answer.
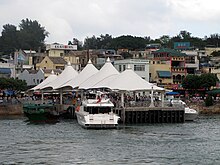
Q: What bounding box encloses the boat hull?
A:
[23,104,59,123]
[185,108,198,121]
[76,112,119,129]
[185,112,198,121]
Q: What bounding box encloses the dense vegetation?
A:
[0,77,27,92]
[182,73,219,91]
[1,18,220,56]
[0,18,49,55]
[82,31,220,51]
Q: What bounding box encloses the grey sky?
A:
[0,0,219,44]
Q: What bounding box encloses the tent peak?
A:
[127,64,132,70]
[67,61,71,66]
[88,59,92,64]
[106,57,111,63]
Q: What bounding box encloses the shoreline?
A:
[1,102,220,116]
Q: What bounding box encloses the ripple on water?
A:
[1,115,220,164]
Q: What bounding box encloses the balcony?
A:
[171,67,186,73]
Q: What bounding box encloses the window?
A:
[119,65,122,72]
[123,65,126,71]
[134,65,145,71]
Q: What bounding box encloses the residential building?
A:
[18,69,45,86]
[36,56,67,70]
[46,43,77,57]
[182,50,199,74]
[0,58,16,78]
[114,59,150,81]
[149,60,172,86]
[129,50,152,59]
[205,46,220,56]
[152,48,187,87]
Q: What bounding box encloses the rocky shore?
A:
[188,101,220,114]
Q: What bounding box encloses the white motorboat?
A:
[75,92,120,129]
[170,99,198,121]
[184,106,198,121]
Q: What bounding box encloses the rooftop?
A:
[153,48,187,57]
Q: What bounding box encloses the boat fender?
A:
[76,106,80,112]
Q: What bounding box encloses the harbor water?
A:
[0,115,220,165]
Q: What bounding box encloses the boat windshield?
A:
[84,107,112,114]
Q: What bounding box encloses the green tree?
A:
[182,74,201,90]
[0,77,27,92]
[97,34,113,49]
[200,73,219,90]
[0,19,49,55]
[205,33,220,47]
[68,38,83,50]
[159,35,170,47]
[18,18,49,50]
[0,24,19,55]
[83,35,98,49]
[110,35,147,50]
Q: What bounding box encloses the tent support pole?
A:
[149,87,154,107]
[41,90,44,104]
[121,92,125,124]
[161,92,164,107]
[60,89,63,105]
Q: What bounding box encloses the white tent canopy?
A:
[41,62,78,90]
[79,57,119,89]
[59,59,99,89]
[97,66,165,91]
[30,70,57,91]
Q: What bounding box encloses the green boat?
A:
[23,103,59,123]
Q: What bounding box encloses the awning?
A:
[0,68,11,74]
[157,71,171,78]
[166,91,180,95]
[206,89,220,95]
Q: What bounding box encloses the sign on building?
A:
[174,42,190,50]
[46,44,77,51]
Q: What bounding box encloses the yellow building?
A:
[149,60,172,85]
[205,47,220,56]
[36,56,67,70]
[46,43,77,57]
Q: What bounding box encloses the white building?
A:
[114,59,150,81]
[182,50,200,74]
[18,69,45,86]
[0,59,16,78]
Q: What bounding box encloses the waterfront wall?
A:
[0,104,23,116]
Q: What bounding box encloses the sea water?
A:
[0,115,220,165]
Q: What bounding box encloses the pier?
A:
[114,107,185,124]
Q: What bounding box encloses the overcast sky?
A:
[0,0,220,44]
